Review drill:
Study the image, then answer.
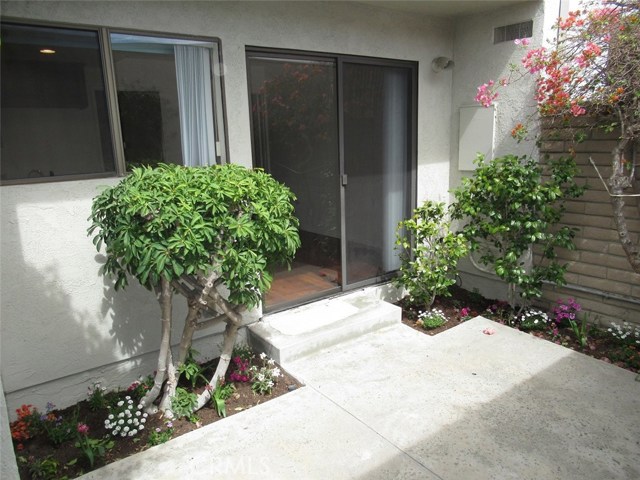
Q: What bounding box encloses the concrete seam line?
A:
[306,384,446,480]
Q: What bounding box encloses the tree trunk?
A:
[609,140,640,274]
[141,277,173,413]
[193,319,240,411]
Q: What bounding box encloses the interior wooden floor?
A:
[264,263,340,310]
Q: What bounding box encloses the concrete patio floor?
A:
[80,316,640,479]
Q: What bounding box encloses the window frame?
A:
[0,18,229,185]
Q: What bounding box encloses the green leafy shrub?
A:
[89,163,300,308]
[451,154,585,309]
[395,201,468,307]
[88,163,300,416]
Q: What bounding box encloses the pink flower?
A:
[474,80,498,107]
[77,423,89,435]
[483,328,496,335]
[522,47,547,74]
[514,38,530,46]
[570,103,586,116]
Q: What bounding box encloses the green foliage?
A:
[568,314,591,349]
[43,409,78,446]
[394,201,468,307]
[171,387,198,420]
[88,164,300,308]
[417,309,448,330]
[75,435,114,469]
[147,422,174,446]
[178,349,208,389]
[18,455,68,480]
[451,154,585,307]
[212,381,236,418]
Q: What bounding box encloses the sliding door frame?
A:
[246,46,418,308]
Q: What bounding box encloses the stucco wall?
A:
[450,0,555,299]
[1,0,455,416]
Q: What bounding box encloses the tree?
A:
[451,154,585,310]
[88,164,300,417]
[475,0,640,273]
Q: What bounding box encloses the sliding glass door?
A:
[342,61,413,286]
[247,51,415,312]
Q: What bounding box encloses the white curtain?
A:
[382,68,408,271]
[174,45,216,166]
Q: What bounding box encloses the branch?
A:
[589,157,640,197]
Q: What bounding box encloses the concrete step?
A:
[248,291,401,363]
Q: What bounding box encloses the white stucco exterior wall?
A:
[449,0,561,299]
[0,0,455,416]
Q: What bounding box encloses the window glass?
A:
[1,23,115,181]
[110,33,219,169]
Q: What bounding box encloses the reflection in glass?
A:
[248,56,341,311]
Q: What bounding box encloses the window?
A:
[0,22,227,184]
[494,20,533,44]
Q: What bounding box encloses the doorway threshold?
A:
[248,285,402,363]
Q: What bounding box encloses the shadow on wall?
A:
[0,180,161,414]
[99,255,152,357]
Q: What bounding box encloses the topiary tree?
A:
[394,201,468,308]
[451,154,585,311]
[88,163,300,417]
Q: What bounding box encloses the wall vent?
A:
[494,20,533,44]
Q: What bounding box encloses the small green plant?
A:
[178,349,208,389]
[416,309,448,330]
[250,353,282,395]
[147,421,174,446]
[212,380,236,418]
[395,201,468,308]
[516,308,550,331]
[451,154,585,310]
[86,382,109,411]
[42,406,78,446]
[485,301,513,324]
[104,396,147,438]
[568,314,592,348]
[171,387,198,419]
[74,423,114,469]
[126,375,154,402]
[18,455,64,480]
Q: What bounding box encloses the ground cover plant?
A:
[88,164,300,418]
[11,348,301,480]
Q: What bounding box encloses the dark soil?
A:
[399,285,640,373]
[12,356,302,480]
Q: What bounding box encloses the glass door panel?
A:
[247,55,341,312]
[342,62,413,286]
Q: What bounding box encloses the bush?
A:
[451,154,584,309]
[395,201,468,307]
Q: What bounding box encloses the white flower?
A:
[117,400,124,407]
[260,352,267,360]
